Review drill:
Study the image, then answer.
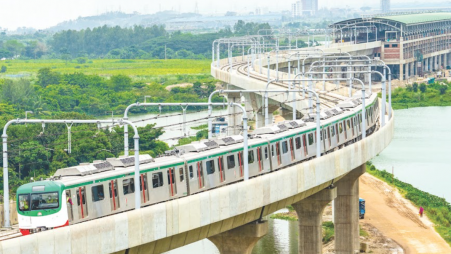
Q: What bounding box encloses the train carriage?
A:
[17,93,380,235]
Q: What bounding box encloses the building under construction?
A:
[331,12,451,80]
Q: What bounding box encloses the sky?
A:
[0,0,435,30]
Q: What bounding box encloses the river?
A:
[372,106,451,202]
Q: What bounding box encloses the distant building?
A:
[255,8,262,15]
[381,0,390,13]
[291,0,318,17]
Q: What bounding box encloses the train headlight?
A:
[38,212,42,216]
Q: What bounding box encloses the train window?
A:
[179,168,184,182]
[206,160,215,175]
[122,178,135,194]
[30,192,59,210]
[248,151,255,164]
[282,141,288,154]
[264,147,268,159]
[227,155,235,169]
[347,120,351,129]
[152,172,164,188]
[339,123,343,133]
[271,145,275,156]
[308,133,314,145]
[92,185,105,202]
[295,137,301,149]
[18,194,30,211]
[189,165,194,178]
[331,126,335,137]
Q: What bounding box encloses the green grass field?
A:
[0,59,211,79]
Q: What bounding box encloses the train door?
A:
[150,171,167,203]
[343,121,348,141]
[256,147,263,172]
[307,133,315,157]
[289,138,295,162]
[66,190,73,222]
[275,142,281,166]
[197,162,205,188]
[76,187,87,219]
[167,168,177,197]
[330,126,337,149]
[109,180,120,211]
[205,159,217,188]
[302,134,308,157]
[217,156,225,183]
[327,127,331,148]
[140,174,149,204]
[225,154,237,180]
[238,152,244,177]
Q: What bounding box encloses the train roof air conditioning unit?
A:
[107,154,154,168]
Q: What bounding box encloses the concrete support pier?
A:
[208,221,268,254]
[334,164,366,254]
[292,187,337,254]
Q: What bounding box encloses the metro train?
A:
[16,93,380,235]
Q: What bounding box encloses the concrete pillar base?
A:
[292,187,337,254]
[334,164,366,254]
[208,221,268,254]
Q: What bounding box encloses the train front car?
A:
[17,181,68,235]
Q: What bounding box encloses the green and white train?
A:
[17,93,380,235]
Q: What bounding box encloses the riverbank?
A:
[390,81,451,110]
[366,162,451,246]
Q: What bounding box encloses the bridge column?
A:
[227,92,243,136]
[292,187,337,254]
[208,221,268,254]
[334,164,366,254]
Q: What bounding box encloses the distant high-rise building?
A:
[381,0,390,13]
[291,1,302,17]
[291,0,318,17]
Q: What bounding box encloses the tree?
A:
[0,65,6,73]
[419,83,427,93]
[110,75,132,92]
[37,68,61,88]
[439,86,447,95]
[4,40,24,57]
[412,83,418,92]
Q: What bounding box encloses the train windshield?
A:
[30,192,59,210]
[18,194,30,211]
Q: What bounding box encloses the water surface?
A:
[372,106,451,201]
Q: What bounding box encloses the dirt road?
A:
[360,173,451,254]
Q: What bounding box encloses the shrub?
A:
[76,57,87,64]
[439,86,447,95]
[0,65,6,73]
[419,83,427,93]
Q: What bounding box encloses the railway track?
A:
[0,230,22,241]
[221,61,346,110]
